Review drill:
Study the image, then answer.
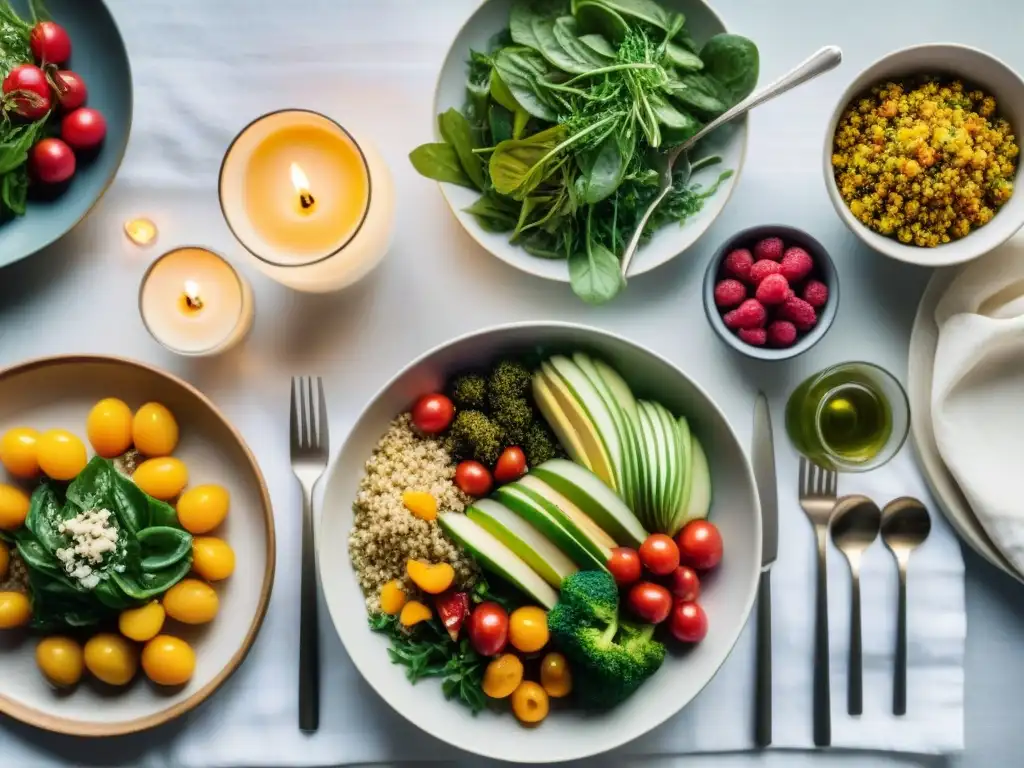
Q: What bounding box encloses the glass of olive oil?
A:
[785,362,910,472]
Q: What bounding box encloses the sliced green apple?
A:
[634,402,661,530]
[438,512,557,609]
[671,433,712,533]
[652,401,683,523]
[517,473,616,558]
[466,498,577,588]
[532,372,592,471]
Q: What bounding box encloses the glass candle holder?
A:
[218,109,395,293]
[139,247,254,356]
[785,361,910,472]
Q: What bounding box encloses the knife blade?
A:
[752,392,778,748]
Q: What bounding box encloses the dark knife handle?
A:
[754,569,772,748]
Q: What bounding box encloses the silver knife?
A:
[752,392,778,748]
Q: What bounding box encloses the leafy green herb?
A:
[438,108,486,190]
[569,206,624,304]
[465,192,520,233]
[408,142,475,189]
[700,33,759,105]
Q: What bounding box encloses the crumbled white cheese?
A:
[56,508,119,590]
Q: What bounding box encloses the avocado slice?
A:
[531,371,593,472]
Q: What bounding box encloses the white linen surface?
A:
[0,0,964,764]
[932,235,1024,575]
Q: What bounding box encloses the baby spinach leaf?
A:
[664,41,703,71]
[701,33,759,105]
[409,143,475,189]
[575,127,633,203]
[66,455,115,512]
[531,17,593,74]
[573,1,628,44]
[650,92,702,144]
[489,104,514,144]
[112,558,191,601]
[587,0,681,32]
[489,124,568,198]
[521,228,572,260]
[438,108,486,190]
[137,526,193,572]
[0,168,28,218]
[494,47,558,122]
[510,0,568,48]
[16,534,63,578]
[666,73,728,116]
[577,32,616,59]
[569,207,624,303]
[94,579,133,610]
[147,497,181,529]
[465,193,520,233]
[25,482,66,555]
[553,16,610,67]
[110,470,151,535]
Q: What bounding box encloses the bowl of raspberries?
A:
[703,225,838,360]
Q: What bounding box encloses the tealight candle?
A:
[124,217,158,247]
[219,109,395,293]
[139,247,254,356]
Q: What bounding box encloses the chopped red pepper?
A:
[435,591,470,642]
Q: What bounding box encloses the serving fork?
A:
[798,457,838,747]
[290,376,330,732]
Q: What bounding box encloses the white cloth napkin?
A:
[932,235,1024,575]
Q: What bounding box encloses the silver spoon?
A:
[830,494,882,716]
[620,45,843,278]
[880,497,932,716]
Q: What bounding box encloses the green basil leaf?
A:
[493,47,558,122]
[0,168,28,217]
[136,526,193,572]
[700,33,759,105]
[16,534,62,578]
[94,578,133,610]
[409,142,475,188]
[438,108,486,190]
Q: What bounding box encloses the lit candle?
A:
[124,217,158,247]
[139,247,254,356]
[218,109,395,293]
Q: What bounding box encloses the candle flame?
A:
[291,162,316,210]
[182,280,204,312]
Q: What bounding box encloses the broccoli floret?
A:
[491,396,533,445]
[522,421,562,466]
[488,360,531,402]
[449,373,488,411]
[548,571,665,709]
[446,410,504,466]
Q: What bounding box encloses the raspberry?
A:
[767,320,798,347]
[722,248,754,282]
[803,279,829,308]
[748,259,781,285]
[722,309,741,330]
[780,247,814,282]
[738,328,767,346]
[714,279,747,308]
[780,296,817,331]
[753,237,784,261]
[755,273,790,305]
[731,299,767,329]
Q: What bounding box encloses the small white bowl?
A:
[823,44,1024,267]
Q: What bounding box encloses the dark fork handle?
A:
[299,489,320,732]
[813,528,831,747]
[754,568,772,747]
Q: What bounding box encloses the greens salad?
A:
[410,0,759,304]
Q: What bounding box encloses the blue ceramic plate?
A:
[0,0,132,268]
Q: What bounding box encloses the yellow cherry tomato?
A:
[132,403,179,457]
[482,653,524,699]
[0,591,31,628]
[163,579,219,624]
[84,633,138,686]
[539,652,573,698]
[0,542,8,581]
[508,606,549,654]
[510,681,549,725]
[86,398,134,458]
[0,427,39,478]
[133,457,189,500]
[36,429,88,481]
[142,635,196,686]
[191,537,235,581]
[176,484,229,534]
[118,601,166,642]
[0,483,30,531]
[36,636,85,688]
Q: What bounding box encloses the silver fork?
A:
[290,376,329,732]
[798,457,838,747]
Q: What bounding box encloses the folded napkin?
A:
[932,234,1024,575]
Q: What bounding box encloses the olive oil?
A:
[786,364,899,470]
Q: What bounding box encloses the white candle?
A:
[139,247,254,356]
[218,109,395,293]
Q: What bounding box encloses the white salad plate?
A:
[432,0,749,283]
[908,265,1022,581]
[318,322,761,763]
[0,356,276,736]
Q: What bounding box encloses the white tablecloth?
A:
[0,0,971,765]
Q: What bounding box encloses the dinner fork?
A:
[798,457,838,747]
[291,376,330,732]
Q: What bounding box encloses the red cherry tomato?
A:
[410,393,454,434]
[607,547,642,586]
[677,520,723,571]
[30,138,75,184]
[669,600,708,643]
[669,566,700,602]
[468,602,508,656]
[638,533,680,576]
[2,64,50,120]
[455,460,492,497]
[61,108,107,151]
[30,21,72,65]
[493,446,527,484]
[627,581,672,624]
[53,70,87,111]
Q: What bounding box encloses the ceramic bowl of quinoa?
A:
[824,44,1024,266]
[317,321,761,763]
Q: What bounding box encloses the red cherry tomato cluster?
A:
[0,20,109,190]
[607,520,724,645]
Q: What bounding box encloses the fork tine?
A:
[289,377,299,453]
[827,469,838,497]
[799,456,809,496]
[307,376,318,449]
[317,377,329,455]
[299,376,309,448]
